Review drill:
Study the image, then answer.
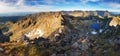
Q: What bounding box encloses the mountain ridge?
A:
[6,11,117,41]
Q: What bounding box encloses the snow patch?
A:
[91,31,97,35]
[25,28,44,39]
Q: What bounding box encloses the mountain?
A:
[0,11,120,56]
[110,12,120,16]
[8,12,68,41]
[6,11,113,41]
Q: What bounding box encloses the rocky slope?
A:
[8,12,69,41]
[6,11,116,41]
[0,11,120,56]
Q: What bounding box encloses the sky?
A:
[0,0,120,13]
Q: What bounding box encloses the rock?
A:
[0,48,4,53]
[71,42,79,49]
[114,36,120,44]
[109,16,120,27]
[77,38,90,51]
[51,53,56,56]
[15,35,29,42]
[33,37,49,43]
[23,41,30,46]
[80,43,89,51]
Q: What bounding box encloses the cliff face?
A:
[8,12,66,41]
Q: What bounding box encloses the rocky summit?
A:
[8,12,66,41]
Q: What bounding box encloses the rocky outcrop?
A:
[109,16,120,27]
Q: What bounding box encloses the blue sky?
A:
[0,0,120,13]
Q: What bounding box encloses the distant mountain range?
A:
[0,16,23,23]
[0,10,119,24]
[0,12,36,23]
[0,11,120,17]
[0,12,36,17]
[110,12,120,16]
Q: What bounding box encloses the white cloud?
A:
[0,0,54,13]
[108,3,120,8]
[40,0,68,4]
[16,0,24,6]
[80,0,99,3]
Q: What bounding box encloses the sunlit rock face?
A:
[109,17,120,27]
[8,12,64,41]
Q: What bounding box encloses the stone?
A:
[51,54,56,56]
[71,42,79,49]
[0,48,4,52]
